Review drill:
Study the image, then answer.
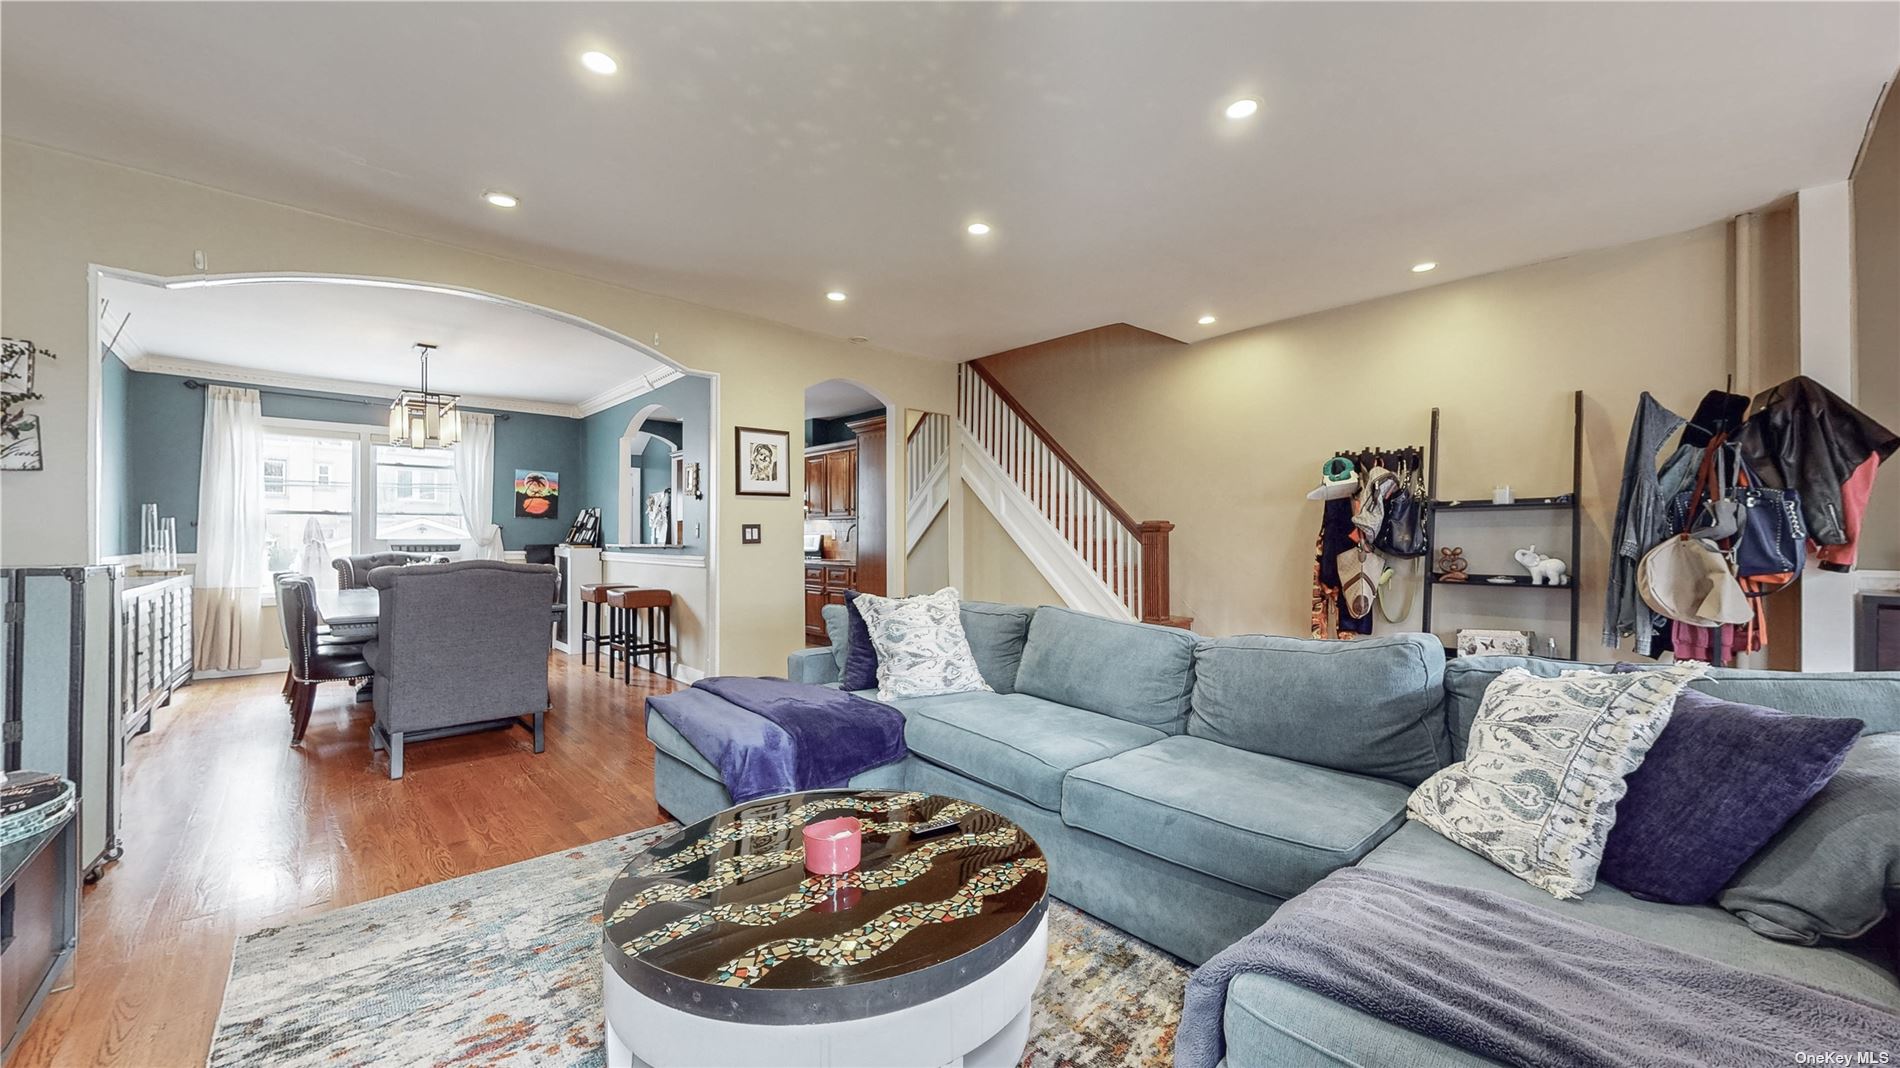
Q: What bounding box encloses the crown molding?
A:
[121,353,587,419]
[575,366,685,418]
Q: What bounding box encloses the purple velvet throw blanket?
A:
[649,677,906,803]
[1175,867,1900,1068]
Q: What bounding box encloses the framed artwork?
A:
[734,427,791,497]
[0,413,43,471]
[514,469,559,517]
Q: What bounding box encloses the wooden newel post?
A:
[1136,520,1174,625]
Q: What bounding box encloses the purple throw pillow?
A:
[839,591,880,691]
[1598,686,1863,904]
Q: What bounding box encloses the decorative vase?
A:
[803,816,863,875]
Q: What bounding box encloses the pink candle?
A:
[803,816,863,875]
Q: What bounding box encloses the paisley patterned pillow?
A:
[1406,661,1706,899]
[851,588,994,701]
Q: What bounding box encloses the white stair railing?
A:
[958,363,1173,624]
[905,412,951,553]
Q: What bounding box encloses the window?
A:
[261,431,358,580]
[263,458,288,497]
[374,445,469,542]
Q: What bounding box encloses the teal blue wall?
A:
[580,375,712,548]
[804,408,883,448]
[114,370,585,553]
[98,348,135,556]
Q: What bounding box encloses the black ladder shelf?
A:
[1420,390,1584,660]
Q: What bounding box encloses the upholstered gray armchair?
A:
[333,552,451,590]
[360,560,558,778]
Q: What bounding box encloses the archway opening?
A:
[800,378,896,647]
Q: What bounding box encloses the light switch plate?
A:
[741,523,762,545]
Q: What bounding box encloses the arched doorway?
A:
[800,378,898,645]
[86,265,724,677]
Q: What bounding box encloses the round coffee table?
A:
[601,789,1049,1068]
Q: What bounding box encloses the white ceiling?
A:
[8,3,1896,360]
[98,275,669,410]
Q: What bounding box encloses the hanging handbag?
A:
[1375,465,1430,558]
[1730,461,1806,582]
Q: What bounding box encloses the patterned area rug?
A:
[210,826,1187,1067]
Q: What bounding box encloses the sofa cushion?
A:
[1598,687,1862,905]
[1444,658,1900,761]
[1720,733,1900,945]
[958,601,1036,693]
[1013,606,1198,732]
[1062,735,1411,900]
[1360,822,1900,1007]
[826,600,1033,694]
[1188,633,1446,785]
[891,691,1164,810]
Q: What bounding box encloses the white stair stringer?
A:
[959,429,1136,621]
[906,455,950,554]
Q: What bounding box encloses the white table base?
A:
[604,914,1048,1068]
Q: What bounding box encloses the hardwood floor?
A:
[11,651,676,1068]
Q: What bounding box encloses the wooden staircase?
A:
[959,362,1185,627]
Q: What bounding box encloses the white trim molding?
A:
[602,550,707,568]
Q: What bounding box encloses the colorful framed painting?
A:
[734,427,791,497]
[514,469,559,518]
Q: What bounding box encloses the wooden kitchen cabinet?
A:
[803,562,859,645]
[804,456,827,516]
[824,449,856,517]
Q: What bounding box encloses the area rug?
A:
[209,825,1187,1067]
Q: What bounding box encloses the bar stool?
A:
[578,583,639,670]
[605,587,675,683]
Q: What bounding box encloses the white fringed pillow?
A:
[1406,661,1706,899]
[850,588,993,701]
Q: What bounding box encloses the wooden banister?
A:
[961,361,1180,626]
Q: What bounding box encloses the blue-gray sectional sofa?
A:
[645,601,1900,1067]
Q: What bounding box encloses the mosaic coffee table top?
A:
[602,790,1048,1023]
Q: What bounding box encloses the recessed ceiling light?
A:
[580,51,618,75]
[1197,314,1218,326]
[966,222,991,236]
[483,190,520,208]
[1224,97,1261,120]
[847,336,870,345]
[1411,261,1437,273]
[826,291,848,302]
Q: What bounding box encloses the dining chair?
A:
[361,561,557,778]
[277,574,372,746]
[332,552,451,590]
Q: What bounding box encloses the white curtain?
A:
[193,385,265,671]
[455,412,501,559]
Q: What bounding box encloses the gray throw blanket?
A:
[1175,867,1900,1068]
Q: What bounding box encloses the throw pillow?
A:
[839,592,879,691]
[1719,733,1900,944]
[1406,662,1706,899]
[852,588,993,701]
[1597,688,1862,904]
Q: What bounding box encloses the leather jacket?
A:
[1737,376,1898,546]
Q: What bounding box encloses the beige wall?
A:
[905,509,950,594]
[960,485,1064,608]
[979,225,1736,658]
[1853,85,1900,571]
[0,140,955,676]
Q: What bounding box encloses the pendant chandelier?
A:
[388,342,461,449]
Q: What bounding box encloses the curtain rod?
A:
[179,379,510,420]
